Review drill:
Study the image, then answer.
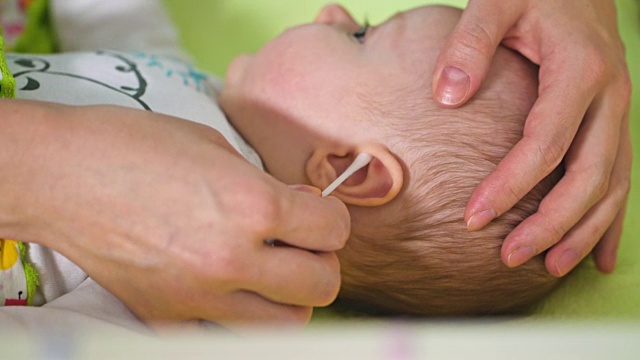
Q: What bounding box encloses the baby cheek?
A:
[263,58,316,96]
[245,48,350,120]
[243,62,320,117]
[256,43,328,95]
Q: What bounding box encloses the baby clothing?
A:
[0,240,37,306]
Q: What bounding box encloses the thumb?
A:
[432,0,524,107]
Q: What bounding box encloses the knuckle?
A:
[502,178,523,208]
[582,51,609,87]
[590,173,610,201]
[570,166,611,203]
[582,221,607,243]
[253,197,282,234]
[535,138,566,174]
[488,167,525,210]
[536,209,571,244]
[202,248,252,287]
[230,181,283,235]
[545,221,571,244]
[611,169,632,203]
[448,22,496,63]
[619,175,631,198]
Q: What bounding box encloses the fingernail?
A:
[466,209,496,231]
[555,249,581,276]
[289,184,321,195]
[436,66,470,106]
[507,246,538,268]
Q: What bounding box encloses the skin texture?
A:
[0,99,350,330]
[221,5,442,190]
[0,1,628,329]
[220,4,563,315]
[431,0,632,277]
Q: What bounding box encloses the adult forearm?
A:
[0,99,350,329]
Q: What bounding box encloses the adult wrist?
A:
[0,99,69,246]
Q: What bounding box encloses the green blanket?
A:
[162,0,640,320]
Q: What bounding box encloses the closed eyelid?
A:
[338,21,363,33]
[318,21,360,35]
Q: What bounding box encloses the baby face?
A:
[221,5,460,184]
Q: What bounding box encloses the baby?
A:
[220,4,562,315]
[0,1,561,322]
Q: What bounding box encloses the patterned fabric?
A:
[0,240,38,305]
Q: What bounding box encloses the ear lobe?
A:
[306,144,404,206]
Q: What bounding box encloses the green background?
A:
[161,0,640,320]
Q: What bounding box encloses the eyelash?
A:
[352,20,370,44]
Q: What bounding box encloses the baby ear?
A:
[306,144,404,206]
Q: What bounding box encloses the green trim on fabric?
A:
[0,34,16,98]
[17,242,39,306]
[12,0,58,54]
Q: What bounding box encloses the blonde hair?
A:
[337,46,563,316]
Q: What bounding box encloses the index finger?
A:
[272,184,351,252]
[465,62,595,228]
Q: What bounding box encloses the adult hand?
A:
[0,100,350,329]
[431,0,632,276]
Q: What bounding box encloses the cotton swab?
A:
[321,153,373,197]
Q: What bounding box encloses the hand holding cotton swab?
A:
[321,153,373,197]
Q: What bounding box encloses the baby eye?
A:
[352,24,370,44]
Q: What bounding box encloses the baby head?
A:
[220,4,562,315]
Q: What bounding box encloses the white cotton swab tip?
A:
[321,152,373,197]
